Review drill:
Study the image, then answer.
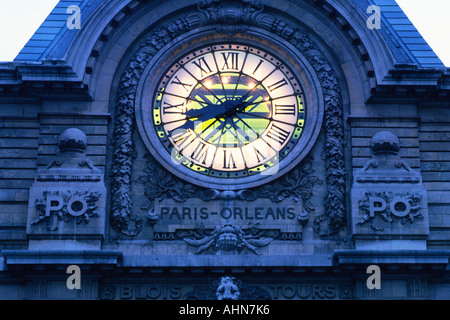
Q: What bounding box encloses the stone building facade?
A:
[0,0,449,300]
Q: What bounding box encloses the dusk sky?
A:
[0,0,449,66]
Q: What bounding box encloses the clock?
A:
[136,42,319,191]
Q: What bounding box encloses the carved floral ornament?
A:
[111,0,345,238]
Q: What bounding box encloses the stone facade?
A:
[0,0,449,300]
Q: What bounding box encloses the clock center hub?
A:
[221,99,242,118]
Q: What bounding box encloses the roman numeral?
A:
[171,76,193,93]
[162,101,184,114]
[274,104,295,115]
[221,52,239,70]
[252,59,264,75]
[223,149,237,169]
[267,78,288,92]
[266,124,290,144]
[170,130,193,150]
[252,145,267,164]
[192,57,213,77]
[191,140,210,165]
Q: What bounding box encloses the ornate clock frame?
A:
[110,1,345,239]
[136,39,318,189]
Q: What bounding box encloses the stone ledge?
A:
[120,254,333,268]
[333,250,450,266]
[2,250,122,266]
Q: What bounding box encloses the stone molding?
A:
[2,250,122,266]
[334,250,450,267]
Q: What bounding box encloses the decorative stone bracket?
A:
[180,223,277,255]
[184,275,272,300]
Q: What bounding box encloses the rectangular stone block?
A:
[351,186,429,238]
[151,197,305,255]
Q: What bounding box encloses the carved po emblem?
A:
[45,195,89,217]
[33,190,101,231]
[368,196,415,218]
[357,192,422,231]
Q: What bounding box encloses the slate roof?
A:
[14,0,102,62]
[14,0,446,69]
[366,0,445,68]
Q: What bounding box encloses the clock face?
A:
[151,44,305,180]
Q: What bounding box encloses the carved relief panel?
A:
[351,131,429,247]
[27,128,106,244]
[109,0,346,253]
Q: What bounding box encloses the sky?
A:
[0,0,449,66]
[396,0,450,67]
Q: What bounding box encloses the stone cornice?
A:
[2,250,123,266]
[0,62,89,98]
[334,250,450,267]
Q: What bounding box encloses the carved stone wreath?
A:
[137,154,321,211]
[111,0,345,238]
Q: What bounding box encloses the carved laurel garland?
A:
[111,0,345,237]
[137,153,321,211]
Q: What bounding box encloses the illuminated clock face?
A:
[152,44,305,179]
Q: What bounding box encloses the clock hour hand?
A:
[184,107,208,118]
[222,98,251,117]
[185,103,227,120]
[179,104,227,131]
